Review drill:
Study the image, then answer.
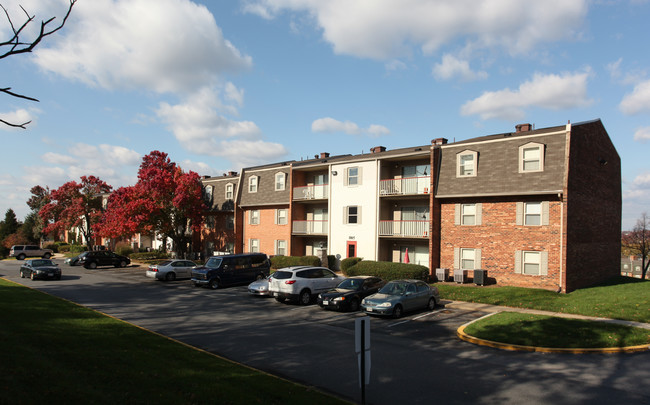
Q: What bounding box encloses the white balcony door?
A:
[402,165,430,194]
[313,174,327,199]
[313,208,327,234]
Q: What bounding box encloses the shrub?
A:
[58,244,71,253]
[327,255,338,271]
[345,260,430,281]
[70,245,86,253]
[115,243,134,257]
[44,243,58,253]
[270,255,321,269]
[130,251,172,261]
[341,257,363,274]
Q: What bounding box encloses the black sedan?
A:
[20,259,62,280]
[317,276,385,312]
[78,251,130,269]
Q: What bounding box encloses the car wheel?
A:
[20,271,25,278]
[427,297,436,311]
[209,278,220,289]
[119,260,127,268]
[298,289,312,305]
[165,272,176,282]
[349,298,360,312]
[17,254,26,260]
[87,262,97,270]
[42,253,51,259]
[30,272,35,281]
[392,304,403,319]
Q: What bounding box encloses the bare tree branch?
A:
[1,0,76,128]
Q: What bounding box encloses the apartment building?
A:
[200,172,239,256]
[211,119,620,292]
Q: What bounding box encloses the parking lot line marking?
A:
[387,319,410,328]
[411,311,438,321]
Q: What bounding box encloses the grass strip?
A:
[0,279,348,405]
[438,276,650,323]
[463,312,650,349]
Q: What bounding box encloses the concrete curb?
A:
[457,312,650,354]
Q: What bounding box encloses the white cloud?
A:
[620,80,650,115]
[33,0,252,95]
[433,54,487,82]
[0,108,38,131]
[312,117,390,137]
[244,0,588,60]
[634,127,650,142]
[461,70,593,120]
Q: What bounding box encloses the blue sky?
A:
[1,0,649,230]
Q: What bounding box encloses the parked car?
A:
[19,259,61,280]
[146,259,197,281]
[247,272,278,296]
[317,276,385,312]
[191,253,270,289]
[78,251,130,269]
[64,252,87,266]
[10,245,53,260]
[361,279,440,318]
[269,266,345,305]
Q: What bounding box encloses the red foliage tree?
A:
[40,176,112,249]
[96,151,206,257]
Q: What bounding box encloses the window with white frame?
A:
[275,240,287,256]
[345,206,360,224]
[275,209,288,225]
[250,239,259,253]
[462,204,476,225]
[515,250,548,276]
[519,143,544,173]
[346,167,360,186]
[249,210,259,225]
[457,150,477,177]
[275,172,286,191]
[460,248,476,270]
[524,202,541,226]
[249,176,258,193]
[225,183,234,200]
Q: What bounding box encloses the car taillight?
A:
[285,280,296,285]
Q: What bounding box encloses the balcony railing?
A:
[379,220,429,238]
[379,176,431,196]
[293,184,329,200]
[292,220,328,235]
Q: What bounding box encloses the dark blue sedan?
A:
[20,259,62,280]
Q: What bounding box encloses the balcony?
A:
[292,220,328,235]
[379,176,431,196]
[293,184,329,200]
[379,220,429,238]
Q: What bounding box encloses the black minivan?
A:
[191,253,270,289]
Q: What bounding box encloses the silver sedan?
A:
[146,260,197,281]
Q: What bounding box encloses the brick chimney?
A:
[431,138,448,146]
[516,123,532,133]
[227,171,238,176]
[320,152,330,159]
[371,146,386,154]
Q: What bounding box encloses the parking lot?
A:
[2,258,650,404]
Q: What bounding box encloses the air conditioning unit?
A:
[454,269,468,284]
[435,268,449,282]
[474,269,488,286]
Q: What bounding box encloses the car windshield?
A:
[378,281,409,296]
[33,260,54,267]
[336,278,362,291]
[205,257,223,269]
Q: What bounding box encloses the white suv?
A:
[10,245,53,260]
[269,266,345,305]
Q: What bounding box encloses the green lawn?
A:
[437,276,650,323]
[0,279,348,405]
[463,312,650,349]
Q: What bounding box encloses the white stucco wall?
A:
[329,160,379,261]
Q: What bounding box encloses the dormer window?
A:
[249,176,258,193]
[457,150,478,177]
[275,172,286,191]
[519,142,545,173]
[225,183,234,200]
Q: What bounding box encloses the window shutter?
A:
[514,250,522,274]
[274,209,278,225]
[453,248,460,269]
[540,251,548,276]
[343,206,348,224]
[516,202,523,225]
[476,203,483,225]
[542,201,549,226]
[357,206,362,224]
[454,204,460,225]
[248,211,252,225]
[475,249,482,269]
[357,167,363,185]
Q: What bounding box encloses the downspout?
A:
[561,122,572,292]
